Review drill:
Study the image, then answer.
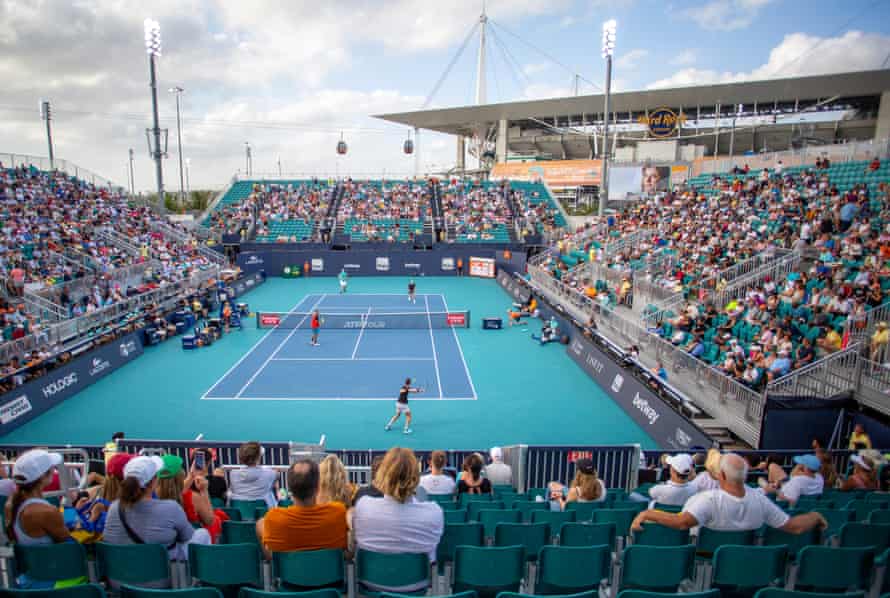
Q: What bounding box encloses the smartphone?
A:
[194,451,206,470]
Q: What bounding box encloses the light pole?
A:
[599,19,616,217]
[144,18,165,212]
[244,142,252,177]
[128,148,135,195]
[40,100,54,170]
[185,158,191,196]
[168,86,185,206]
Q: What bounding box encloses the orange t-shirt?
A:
[262,502,348,553]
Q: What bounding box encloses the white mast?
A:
[474,8,487,106]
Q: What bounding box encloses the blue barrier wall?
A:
[0,332,145,437]
[236,245,527,277]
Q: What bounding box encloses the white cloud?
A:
[559,16,577,28]
[670,50,697,66]
[648,30,890,89]
[685,0,773,31]
[616,49,649,70]
[523,63,550,76]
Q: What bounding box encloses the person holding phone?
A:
[190,448,227,503]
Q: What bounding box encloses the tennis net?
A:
[256,310,470,330]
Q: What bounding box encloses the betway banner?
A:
[565,335,712,450]
[0,332,144,436]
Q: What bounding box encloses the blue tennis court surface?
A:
[203,293,476,400]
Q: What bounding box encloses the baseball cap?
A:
[793,454,821,472]
[158,454,184,480]
[123,456,164,488]
[575,458,596,475]
[12,449,63,484]
[490,447,503,461]
[666,453,694,475]
[106,453,135,479]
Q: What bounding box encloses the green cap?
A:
[158,454,184,479]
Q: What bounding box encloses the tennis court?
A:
[202,293,476,400]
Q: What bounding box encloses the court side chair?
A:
[272,549,345,592]
[536,545,610,596]
[711,545,788,593]
[222,521,261,545]
[229,499,267,521]
[618,591,718,598]
[618,545,696,596]
[631,523,690,547]
[121,588,223,598]
[0,586,107,598]
[564,502,601,521]
[467,501,505,521]
[96,542,173,588]
[13,543,89,588]
[511,501,550,522]
[530,510,575,541]
[443,508,468,524]
[753,590,864,598]
[239,589,338,598]
[478,510,521,541]
[437,522,485,578]
[188,543,264,593]
[559,522,617,552]
[793,546,874,592]
[355,550,431,598]
[452,545,525,598]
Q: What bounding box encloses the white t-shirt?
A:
[353,495,444,566]
[419,473,456,496]
[779,473,824,503]
[483,462,513,486]
[229,466,279,508]
[689,472,720,494]
[684,487,790,532]
[649,480,695,507]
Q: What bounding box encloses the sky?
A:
[1,0,889,192]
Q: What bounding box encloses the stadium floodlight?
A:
[598,19,616,216]
[144,18,165,211]
[144,18,161,57]
[601,19,616,58]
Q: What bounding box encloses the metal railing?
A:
[22,290,67,322]
[705,250,801,307]
[0,152,121,190]
[845,298,890,345]
[767,343,863,399]
[95,228,142,258]
[857,356,890,415]
[150,221,229,266]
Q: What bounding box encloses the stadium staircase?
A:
[430,180,444,242]
[149,221,229,267]
[322,182,345,240]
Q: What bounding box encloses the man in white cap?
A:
[103,455,210,568]
[761,454,824,507]
[648,454,695,507]
[483,447,512,486]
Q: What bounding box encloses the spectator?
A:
[840,455,878,491]
[352,448,444,592]
[318,455,352,507]
[689,449,721,493]
[419,450,456,496]
[353,456,384,504]
[483,447,512,486]
[229,441,278,508]
[550,458,606,508]
[457,453,492,495]
[871,322,889,362]
[103,456,210,569]
[632,453,826,536]
[156,454,223,542]
[648,454,695,507]
[191,448,227,502]
[848,423,872,450]
[256,459,348,560]
[763,454,825,506]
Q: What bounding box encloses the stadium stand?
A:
[440,180,512,243]
[336,180,430,242]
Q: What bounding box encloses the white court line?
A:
[233,294,327,398]
[201,396,477,402]
[272,357,434,361]
[350,307,373,359]
[442,296,479,401]
[201,294,314,399]
[424,295,444,399]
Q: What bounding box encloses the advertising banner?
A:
[491,160,603,186]
[0,332,145,436]
[564,335,712,450]
[469,257,495,278]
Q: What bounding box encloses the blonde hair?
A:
[156,471,185,506]
[571,470,603,501]
[704,449,722,478]
[374,447,419,503]
[318,455,352,507]
[101,476,123,502]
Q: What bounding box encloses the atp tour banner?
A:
[564,334,712,450]
[0,332,144,436]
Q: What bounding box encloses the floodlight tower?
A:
[144,18,165,211]
[599,19,616,217]
[168,86,186,205]
[475,10,488,106]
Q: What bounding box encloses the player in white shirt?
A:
[648,454,696,507]
[632,453,826,536]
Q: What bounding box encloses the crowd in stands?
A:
[540,158,890,386]
[1,437,887,591]
[440,181,511,242]
[336,180,429,242]
[253,183,332,242]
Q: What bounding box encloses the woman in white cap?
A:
[4,449,72,588]
[840,455,878,491]
[103,455,210,571]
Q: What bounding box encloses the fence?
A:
[0,152,121,190]
[705,250,801,308]
[845,298,890,345]
[0,265,220,364]
[857,356,890,415]
[767,343,863,399]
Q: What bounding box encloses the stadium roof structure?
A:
[375,70,890,136]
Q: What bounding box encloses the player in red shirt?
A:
[310,310,321,346]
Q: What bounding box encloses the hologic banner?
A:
[0,332,145,436]
[564,335,712,450]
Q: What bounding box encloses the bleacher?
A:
[336,180,431,243]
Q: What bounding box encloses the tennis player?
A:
[338,268,348,294]
[385,377,424,434]
[310,310,321,346]
[408,279,417,304]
